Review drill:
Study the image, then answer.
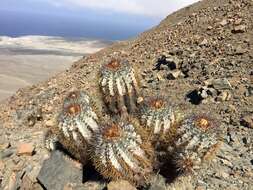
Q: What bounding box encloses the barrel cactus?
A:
[99,58,139,115]
[91,117,154,185]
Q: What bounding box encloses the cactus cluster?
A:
[44,57,222,187]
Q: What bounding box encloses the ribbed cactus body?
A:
[92,118,154,185]
[58,91,99,143]
[99,58,139,115]
[173,114,221,174]
[56,91,100,163]
[140,96,181,137]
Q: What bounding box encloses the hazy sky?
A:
[0,0,198,40]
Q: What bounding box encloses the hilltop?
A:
[0,0,252,189]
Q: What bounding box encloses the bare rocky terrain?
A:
[0,0,252,189]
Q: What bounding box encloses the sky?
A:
[0,0,198,40]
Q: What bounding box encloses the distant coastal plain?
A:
[0,35,111,101]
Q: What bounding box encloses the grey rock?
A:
[199,38,208,46]
[107,180,137,190]
[232,25,246,33]
[82,181,106,190]
[149,175,166,190]
[200,89,209,99]
[0,149,15,159]
[241,114,253,128]
[245,86,253,97]
[235,46,246,55]
[37,151,83,190]
[220,19,228,26]
[217,91,231,101]
[212,78,232,90]
[64,182,105,190]
[165,56,181,70]
[167,70,184,80]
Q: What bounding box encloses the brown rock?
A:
[45,119,55,128]
[0,142,10,150]
[8,172,17,190]
[232,25,246,33]
[17,143,35,156]
[220,19,228,26]
[241,114,253,128]
[107,180,137,190]
[0,160,4,170]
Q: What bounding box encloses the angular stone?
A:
[167,70,184,80]
[0,142,10,149]
[241,114,253,128]
[149,175,166,190]
[107,180,137,190]
[17,143,35,156]
[220,19,228,26]
[212,78,232,90]
[0,149,15,159]
[232,25,246,33]
[45,119,55,128]
[37,151,83,190]
[20,175,44,190]
[64,182,105,190]
[200,38,208,46]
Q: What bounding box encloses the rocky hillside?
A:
[0,0,252,189]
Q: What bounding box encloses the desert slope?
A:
[0,0,252,189]
[0,36,110,100]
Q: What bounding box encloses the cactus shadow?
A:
[82,163,106,183]
[157,155,181,184]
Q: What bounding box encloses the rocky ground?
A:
[0,0,253,189]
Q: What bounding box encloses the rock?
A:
[149,175,166,190]
[165,56,181,69]
[17,143,35,156]
[37,151,83,190]
[20,174,43,190]
[212,78,232,90]
[0,160,4,170]
[107,180,137,190]
[64,182,105,190]
[0,142,10,149]
[155,55,181,70]
[220,19,228,26]
[200,38,208,46]
[232,25,246,33]
[245,86,253,97]
[241,114,253,128]
[167,70,184,80]
[0,149,15,159]
[82,181,106,190]
[7,172,18,190]
[200,88,209,99]
[217,91,232,101]
[45,119,55,128]
[235,45,246,55]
